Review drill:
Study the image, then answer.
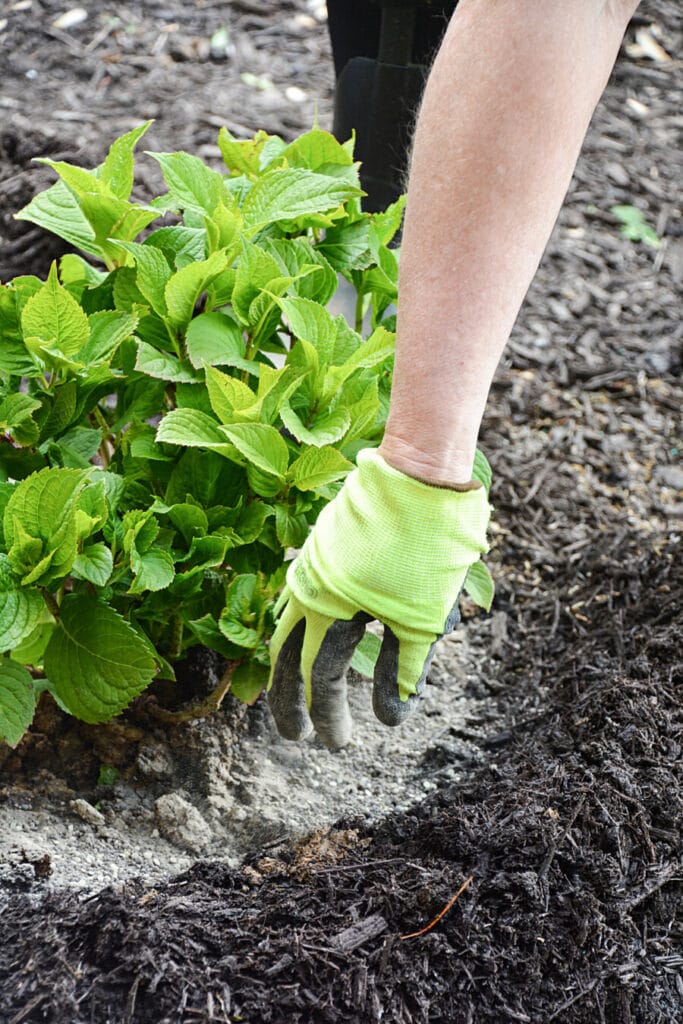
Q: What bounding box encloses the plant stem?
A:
[144,661,239,724]
[168,616,183,660]
[355,289,365,335]
[39,588,60,620]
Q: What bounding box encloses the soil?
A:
[0,2,681,1023]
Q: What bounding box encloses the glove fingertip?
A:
[372,627,434,727]
[268,617,314,742]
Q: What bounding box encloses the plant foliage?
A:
[0,122,492,745]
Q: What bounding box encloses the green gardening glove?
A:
[267,448,492,748]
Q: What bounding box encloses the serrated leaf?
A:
[43,594,157,723]
[10,613,55,667]
[156,408,232,452]
[164,251,228,331]
[241,168,360,235]
[135,341,200,383]
[288,446,352,491]
[232,242,283,325]
[0,662,37,747]
[219,422,289,479]
[143,226,207,267]
[72,542,113,586]
[15,180,101,259]
[99,120,153,200]
[130,547,175,594]
[4,468,88,585]
[280,402,350,447]
[277,295,338,364]
[205,365,256,423]
[185,311,247,371]
[116,240,171,317]
[54,426,102,468]
[279,128,355,172]
[149,151,227,214]
[218,616,260,649]
[0,393,42,446]
[79,310,139,364]
[463,560,495,612]
[21,264,90,357]
[218,128,274,177]
[318,220,373,272]
[274,505,309,548]
[0,554,44,653]
[350,630,381,678]
[59,253,108,288]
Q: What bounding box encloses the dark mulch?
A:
[1,537,681,1024]
[1,1,681,1022]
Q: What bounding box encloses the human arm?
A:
[268,0,641,747]
[380,0,641,486]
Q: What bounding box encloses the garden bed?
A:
[0,2,681,1022]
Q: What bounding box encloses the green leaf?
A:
[21,263,90,357]
[0,393,42,446]
[135,341,200,383]
[53,426,102,468]
[72,543,113,586]
[4,468,88,585]
[0,662,37,747]
[143,226,207,267]
[219,422,289,479]
[472,449,492,496]
[280,402,350,447]
[611,204,661,248]
[241,168,360,235]
[164,252,228,331]
[318,220,373,272]
[274,505,309,548]
[41,381,77,438]
[59,253,108,288]
[130,547,175,594]
[230,660,268,704]
[43,594,157,723]
[231,242,284,325]
[205,365,256,423]
[218,128,275,177]
[279,128,356,173]
[350,630,381,678]
[156,408,232,451]
[288,446,352,491]
[185,311,247,370]
[15,180,101,259]
[149,151,228,214]
[339,377,380,445]
[80,310,139,364]
[277,295,338,364]
[10,614,55,668]
[0,554,44,653]
[100,120,153,199]
[463,561,495,612]
[116,240,171,317]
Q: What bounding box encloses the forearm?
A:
[380,0,640,485]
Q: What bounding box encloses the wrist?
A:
[378,433,477,490]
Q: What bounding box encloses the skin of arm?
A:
[379,0,641,486]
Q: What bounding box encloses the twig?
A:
[538,795,587,880]
[313,858,425,874]
[400,874,474,940]
[547,979,598,1021]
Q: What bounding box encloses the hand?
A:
[267,448,492,748]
